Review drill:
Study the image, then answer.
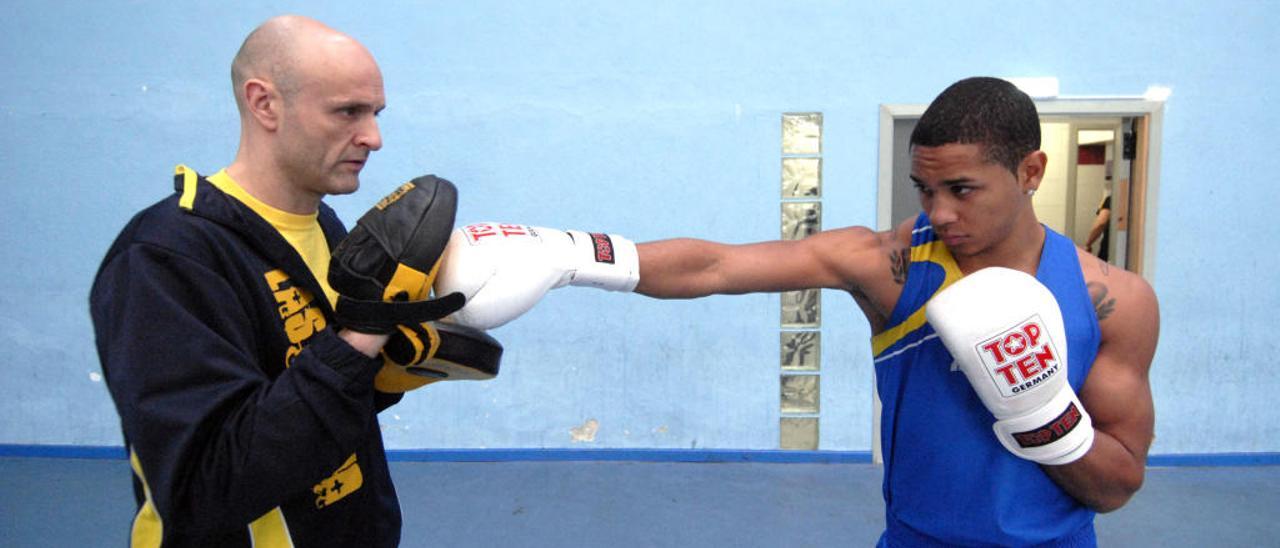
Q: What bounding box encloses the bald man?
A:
[91,16,404,547]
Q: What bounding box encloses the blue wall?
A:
[2,1,1276,455]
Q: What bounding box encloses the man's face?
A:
[910,143,1031,258]
[275,53,385,199]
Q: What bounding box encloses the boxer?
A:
[435,77,1159,546]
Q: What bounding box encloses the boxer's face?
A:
[275,44,385,199]
[910,143,1034,258]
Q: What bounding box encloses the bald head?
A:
[230,15,376,113]
[225,15,385,211]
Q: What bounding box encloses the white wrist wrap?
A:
[994,384,1095,465]
[564,230,639,292]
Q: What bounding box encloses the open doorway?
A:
[1065,123,1121,263]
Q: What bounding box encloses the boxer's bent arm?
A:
[635,226,887,299]
[1043,272,1158,512]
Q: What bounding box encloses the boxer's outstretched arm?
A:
[1043,269,1159,512]
[635,226,890,299]
[431,221,902,329]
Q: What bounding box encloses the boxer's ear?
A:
[1016,150,1048,195]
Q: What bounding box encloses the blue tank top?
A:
[872,213,1101,547]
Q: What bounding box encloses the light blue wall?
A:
[2,1,1276,455]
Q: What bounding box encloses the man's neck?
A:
[955,215,1047,277]
[224,160,321,215]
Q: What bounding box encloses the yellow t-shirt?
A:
[207,170,339,307]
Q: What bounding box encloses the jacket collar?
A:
[171,164,345,317]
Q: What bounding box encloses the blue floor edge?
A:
[3,444,1279,466]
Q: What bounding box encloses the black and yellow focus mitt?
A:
[329,176,501,392]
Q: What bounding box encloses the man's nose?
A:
[927,196,958,225]
[355,116,382,151]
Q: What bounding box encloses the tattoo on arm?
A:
[890,248,909,285]
[1088,281,1117,321]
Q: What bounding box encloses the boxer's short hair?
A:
[910,76,1041,174]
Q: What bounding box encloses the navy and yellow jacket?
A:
[90,167,403,547]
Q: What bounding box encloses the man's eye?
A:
[951,186,972,196]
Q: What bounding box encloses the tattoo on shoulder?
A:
[1087,281,1117,321]
[890,248,909,285]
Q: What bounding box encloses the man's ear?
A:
[1018,150,1048,193]
[243,78,281,132]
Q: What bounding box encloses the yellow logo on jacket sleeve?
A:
[312,453,364,509]
[264,269,328,367]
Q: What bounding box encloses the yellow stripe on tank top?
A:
[870,240,963,356]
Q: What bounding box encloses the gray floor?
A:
[2,457,1277,546]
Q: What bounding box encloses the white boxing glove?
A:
[433,222,640,330]
[926,267,1094,465]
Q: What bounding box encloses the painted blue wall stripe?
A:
[4,445,1279,467]
[384,449,874,463]
[0,445,126,460]
[1144,453,1280,467]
